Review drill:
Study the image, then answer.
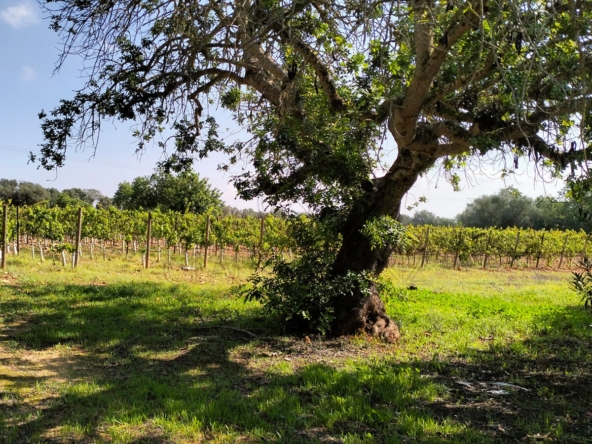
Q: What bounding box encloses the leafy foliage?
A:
[112,168,222,214]
[570,257,592,312]
[360,216,407,251]
[244,216,371,335]
[36,0,592,225]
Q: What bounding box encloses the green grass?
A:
[0,255,591,442]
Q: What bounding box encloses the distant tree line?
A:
[1,169,227,215]
[403,187,590,232]
[0,179,112,208]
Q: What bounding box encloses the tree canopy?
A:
[0,179,111,208]
[35,0,592,340]
[112,169,222,214]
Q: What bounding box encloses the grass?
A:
[0,253,591,442]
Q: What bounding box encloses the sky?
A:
[0,0,565,218]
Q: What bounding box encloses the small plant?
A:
[569,257,592,312]
[49,243,75,254]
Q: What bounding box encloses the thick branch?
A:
[279,32,346,112]
[393,0,483,145]
[516,134,592,167]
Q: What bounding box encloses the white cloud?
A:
[20,65,36,81]
[0,2,39,28]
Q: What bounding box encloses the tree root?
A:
[332,286,400,343]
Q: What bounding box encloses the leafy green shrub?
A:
[570,257,592,312]
[245,249,372,335]
[244,215,361,334]
[244,215,407,335]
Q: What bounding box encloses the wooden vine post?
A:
[558,233,569,269]
[420,227,430,267]
[74,207,83,267]
[581,233,590,261]
[203,215,211,268]
[509,232,520,268]
[536,232,545,268]
[1,205,7,269]
[145,212,152,269]
[257,217,265,270]
[15,206,19,255]
[453,230,462,269]
[483,231,493,268]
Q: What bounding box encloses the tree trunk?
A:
[329,148,431,342]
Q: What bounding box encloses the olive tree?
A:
[35,0,592,340]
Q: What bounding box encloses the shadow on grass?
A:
[0,281,591,442]
[412,304,592,442]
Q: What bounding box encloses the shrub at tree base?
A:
[244,216,403,341]
[570,257,592,312]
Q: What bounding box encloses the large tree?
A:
[35,0,592,340]
[112,169,222,213]
[457,188,535,228]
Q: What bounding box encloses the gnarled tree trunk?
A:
[330,148,434,342]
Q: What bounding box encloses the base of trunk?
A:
[332,286,400,343]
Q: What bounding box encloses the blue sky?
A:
[0,0,564,217]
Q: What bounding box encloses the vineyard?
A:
[0,202,590,270]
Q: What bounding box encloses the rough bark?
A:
[332,283,400,343]
[330,149,431,342]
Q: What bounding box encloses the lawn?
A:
[0,256,591,442]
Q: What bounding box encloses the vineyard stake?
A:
[61,250,67,267]
[15,206,19,255]
[145,212,152,269]
[581,234,590,261]
[204,215,211,269]
[483,231,493,268]
[31,244,36,261]
[510,232,520,268]
[558,234,569,269]
[257,217,265,270]
[420,227,430,267]
[1,205,7,269]
[75,207,83,267]
[453,230,462,269]
[536,233,545,268]
[102,239,106,260]
[38,241,44,263]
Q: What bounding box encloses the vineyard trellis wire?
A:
[0,202,589,270]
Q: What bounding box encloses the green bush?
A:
[569,257,592,312]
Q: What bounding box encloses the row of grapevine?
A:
[0,203,294,268]
[0,202,589,269]
[403,226,589,268]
